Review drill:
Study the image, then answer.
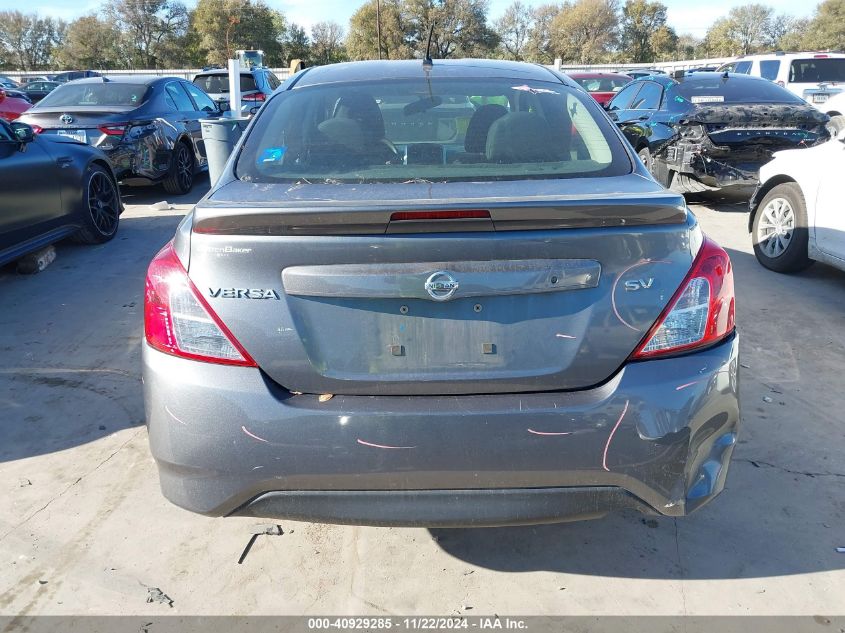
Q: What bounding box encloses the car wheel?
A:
[752,182,813,273]
[827,114,845,137]
[72,164,120,245]
[163,142,194,195]
[637,146,652,173]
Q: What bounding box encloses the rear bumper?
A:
[143,335,740,526]
[663,143,761,190]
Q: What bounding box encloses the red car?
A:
[0,89,31,121]
[567,72,633,106]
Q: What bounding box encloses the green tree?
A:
[311,21,346,64]
[620,0,668,63]
[346,0,414,60]
[57,15,121,69]
[283,22,311,64]
[0,11,66,70]
[674,32,701,60]
[405,0,499,58]
[701,16,736,56]
[104,0,189,68]
[804,0,845,51]
[494,1,533,60]
[524,3,560,63]
[190,0,285,66]
[729,4,773,54]
[551,0,619,64]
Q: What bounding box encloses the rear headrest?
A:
[464,104,508,153]
[317,117,365,152]
[485,112,563,163]
[333,93,385,141]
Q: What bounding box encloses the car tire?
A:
[827,114,845,137]
[72,164,120,245]
[163,141,194,195]
[752,182,813,273]
[637,146,652,173]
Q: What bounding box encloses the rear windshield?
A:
[573,76,630,92]
[677,76,803,104]
[38,83,149,107]
[236,78,630,184]
[192,73,257,94]
[790,58,845,83]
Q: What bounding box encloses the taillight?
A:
[144,242,256,367]
[776,80,785,87]
[30,124,43,134]
[242,93,266,102]
[632,237,735,359]
[98,123,127,136]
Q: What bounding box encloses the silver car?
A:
[143,59,740,527]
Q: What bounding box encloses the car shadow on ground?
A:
[119,173,210,208]
[0,213,188,464]
[432,247,845,580]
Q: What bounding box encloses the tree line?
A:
[0,0,843,71]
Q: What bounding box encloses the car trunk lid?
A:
[187,176,696,396]
[691,103,829,150]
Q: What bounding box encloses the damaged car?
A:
[17,76,224,194]
[144,59,739,527]
[606,72,830,194]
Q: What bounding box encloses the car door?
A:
[182,81,220,167]
[814,139,845,260]
[0,120,64,248]
[605,82,643,143]
[164,81,201,151]
[623,81,663,140]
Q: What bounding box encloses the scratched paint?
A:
[527,429,572,436]
[357,438,416,450]
[601,400,630,472]
[241,425,269,443]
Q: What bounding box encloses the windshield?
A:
[236,78,629,184]
[574,76,630,92]
[677,76,803,104]
[790,58,845,83]
[38,83,149,107]
[192,74,257,94]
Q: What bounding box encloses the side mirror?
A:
[607,110,619,122]
[10,122,34,144]
[216,99,231,113]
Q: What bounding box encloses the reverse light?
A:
[632,237,735,359]
[144,242,256,366]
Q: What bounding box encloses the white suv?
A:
[717,53,845,111]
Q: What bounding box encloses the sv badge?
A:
[624,278,655,291]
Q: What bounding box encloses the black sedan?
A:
[23,80,61,103]
[0,118,122,268]
[605,72,830,193]
[18,76,223,194]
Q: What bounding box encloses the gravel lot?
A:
[1,178,844,616]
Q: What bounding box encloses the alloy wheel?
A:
[757,197,795,259]
[87,171,119,236]
[176,145,193,191]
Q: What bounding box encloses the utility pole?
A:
[376,0,383,60]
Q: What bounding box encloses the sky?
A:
[0,0,820,37]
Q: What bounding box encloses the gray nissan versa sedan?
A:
[143,59,739,527]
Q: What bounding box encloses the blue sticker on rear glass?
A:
[258,147,286,165]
